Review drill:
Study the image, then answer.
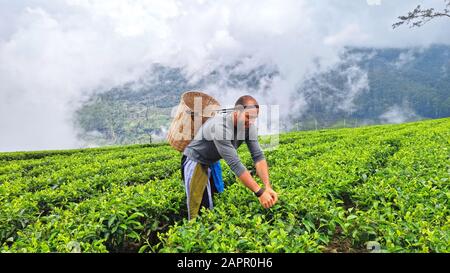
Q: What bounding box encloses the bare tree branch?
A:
[393,0,450,29]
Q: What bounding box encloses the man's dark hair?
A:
[234,95,259,112]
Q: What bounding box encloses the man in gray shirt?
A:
[181,95,278,219]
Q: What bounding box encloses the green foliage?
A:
[0,117,449,252]
[0,144,182,252]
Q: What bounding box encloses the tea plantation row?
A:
[1,118,448,252]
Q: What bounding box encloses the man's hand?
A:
[258,190,275,209]
[265,187,278,204]
[237,170,278,208]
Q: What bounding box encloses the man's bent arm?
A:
[213,138,262,193]
[255,159,278,205]
[255,159,272,188]
[238,170,262,193]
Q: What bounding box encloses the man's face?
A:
[237,108,259,129]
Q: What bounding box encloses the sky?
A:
[1,0,450,152]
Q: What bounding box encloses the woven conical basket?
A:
[167,91,221,152]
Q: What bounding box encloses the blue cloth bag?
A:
[210,161,225,193]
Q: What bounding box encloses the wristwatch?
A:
[254,187,266,197]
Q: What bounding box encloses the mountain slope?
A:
[74,45,450,146]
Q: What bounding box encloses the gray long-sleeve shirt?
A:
[183,112,265,177]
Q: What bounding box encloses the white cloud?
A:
[394,49,422,69]
[324,24,370,46]
[379,104,419,124]
[0,0,449,151]
[367,0,382,6]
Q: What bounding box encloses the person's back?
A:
[183,111,264,178]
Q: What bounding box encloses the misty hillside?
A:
[75,45,450,146]
[293,45,450,130]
